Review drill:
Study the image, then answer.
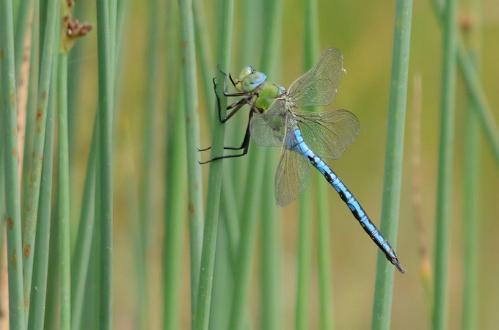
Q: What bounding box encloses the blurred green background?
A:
[64,0,499,328]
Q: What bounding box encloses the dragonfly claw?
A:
[197,146,212,152]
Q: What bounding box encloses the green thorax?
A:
[234,66,285,112]
[254,82,283,111]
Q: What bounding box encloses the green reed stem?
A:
[231,0,260,201]
[43,207,59,330]
[303,0,334,329]
[162,5,187,325]
[371,0,413,329]
[68,1,88,154]
[261,158,281,330]
[208,221,234,330]
[21,0,40,221]
[71,1,124,327]
[432,0,458,328]
[136,0,160,328]
[228,0,282,329]
[95,0,114,327]
[316,176,333,329]
[163,87,187,330]
[0,150,4,258]
[295,1,319,328]
[57,51,71,330]
[87,146,102,330]
[0,0,26,327]
[178,0,204,312]
[461,1,480,328]
[192,0,241,268]
[14,0,33,79]
[192,12,242,327]
[71,124,97,330]
[194,0,234,328]
[21,0,59,304]
[260,3,282,330]
[430,0,499,163]
[462,62,479,330]
[27,66,56,330]
[295,193,312,330]
[192,0,214,112]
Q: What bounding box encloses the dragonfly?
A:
[202,48,404,273]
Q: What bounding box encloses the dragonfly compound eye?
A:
[241,72,267,92]
[238,66,254,80]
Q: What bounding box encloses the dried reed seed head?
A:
[64,17,93,39]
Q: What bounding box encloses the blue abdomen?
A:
[292,128,403,272]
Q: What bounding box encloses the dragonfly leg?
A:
[199,110,254,164]
[213,78,252,124]
[229,73,237,88]
[222,97,253,122]
[213,74,248,98]
[216,67,237,88]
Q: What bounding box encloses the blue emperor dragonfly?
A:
[201,48,404,273]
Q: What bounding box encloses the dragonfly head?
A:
[276,85,286,97]
[236,66,267,92]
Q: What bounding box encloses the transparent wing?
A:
[287,48,344,108]
[274,129,311,206]
[294,109,360,161]
[249,98,288,147]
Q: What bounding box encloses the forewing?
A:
[274,128,311,207]
[249,99,287,147]
[287,48,344,108]
[295,109,360,161]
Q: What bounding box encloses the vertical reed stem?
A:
[163,87,187,330]
[229,0,281,329]
[57,52,71,330]
[137,0,160,327]
[461,1,480,328]
[27,65,56,330]
[178,0,204,314]
[295,193,311,330]
[430,0,499,162]
[21,0,59,304]
[371,0,413,329]
[260,2,282,329]
[261,162,281,330]
[303,0,334,329]
[194,0,234,328]
[0,0,26,327]
[71,127,97,330]
[432,0,458,328]
[295,2,318,326]
[95,0,114,327]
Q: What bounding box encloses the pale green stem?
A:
[178,0,204,313]
[194,0,234,328]
[136,0,160,327]
[295,193,312,330]
[371,0,413,329]
[430,0,499,163]
[0,0,26,327]
[21,0,59,304]
[461,1,480,329]
[27,64,56,330]
[228,0,282,329]
[432,0,458,328]
[95,0,114,328]
[58,52,71,330]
